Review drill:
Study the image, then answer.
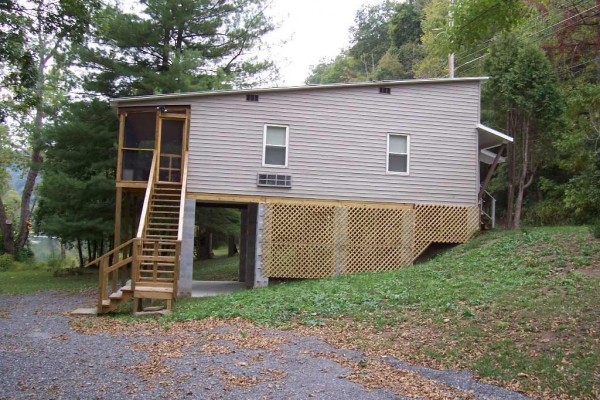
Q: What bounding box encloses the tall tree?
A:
[348,0,398,68]
[307,0,425,83]
[35,100,117,266]
[0,0,96,256]
[195,207,240,260]
[82,0,275,97]
[416,0,523,78]
[484,33,563,228]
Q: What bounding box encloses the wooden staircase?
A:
[85,151,188,315]
[133,183,182,312]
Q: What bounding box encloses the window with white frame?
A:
[387,134,409,173]
[263,125,288,167]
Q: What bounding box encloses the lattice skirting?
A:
[261,202,479,279]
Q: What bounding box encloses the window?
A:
[379,87,391,94]
[263,125,288,167]
[246,94,259,102]
[387,134,409,174]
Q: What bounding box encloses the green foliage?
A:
[348,0,397,63]
[196,208,240,239]
[485,33,562,125]
[0,253,15,271]
[36,100,117,248]
[449,0,523,50]
[82,0,275,97]
[555,84,600,222]
[590,222,600,239]
[0,0,97,114]
[307,1,425,83]
[388,1,422,48]
[306,53,365,84]
[415,0,451,78]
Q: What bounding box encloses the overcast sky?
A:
[120,0,386,86]
[264,0,385,85]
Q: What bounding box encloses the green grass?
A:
[0,267,97,294]
[168,226,600,398]
[193,247,239,281]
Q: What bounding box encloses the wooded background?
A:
[0,0,598,264]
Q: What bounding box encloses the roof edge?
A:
[111,77,489,105]
[477,123,514,143]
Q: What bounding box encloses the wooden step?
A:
[135,286,174,293]
[134,286,174,300]
[154,192,181,195]
[148,223,178,228]
[154,188,182,192]
[109,291,124,300]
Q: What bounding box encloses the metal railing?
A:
[480,189,496,229]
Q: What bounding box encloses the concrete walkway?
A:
[191,280,246,297]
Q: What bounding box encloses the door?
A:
[157,117,186,183]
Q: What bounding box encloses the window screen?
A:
[263,125,288,167]
[388,134,409,173]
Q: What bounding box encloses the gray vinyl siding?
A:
[124,81,481,205]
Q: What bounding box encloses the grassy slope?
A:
[0,268,97,294]
[171,227,600,398]
[193,247,239,281]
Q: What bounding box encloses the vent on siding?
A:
[257,173,292,188]
[246,94,259,102]
[379,87,391,94]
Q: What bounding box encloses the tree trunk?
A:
[506,141,516,228]
[228,235,238,257]
[0,199,14,254]
[15,9,47,254]
[4,221,15,255]
[76,238,84,267]
[513,120,534,229]
[197,230,214,259]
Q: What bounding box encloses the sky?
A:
[119,0,386,87]
[264,0,385,86]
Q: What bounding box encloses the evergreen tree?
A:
[35,100,118,265]
[82,0,275,97]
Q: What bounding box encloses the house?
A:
[90,77,512,314]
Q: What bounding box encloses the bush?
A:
[590,222,600,239]
[0,254,15,271]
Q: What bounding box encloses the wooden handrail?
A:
[82,238,137,269]
[177,151,189,241]
[137,151,159,238]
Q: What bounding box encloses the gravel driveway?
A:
[0,292,530,400]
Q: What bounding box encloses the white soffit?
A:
[480,148,507,165]
[477,123,513,150]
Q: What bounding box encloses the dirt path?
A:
[0,292,530,399]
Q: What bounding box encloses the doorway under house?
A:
[177,201,268,298]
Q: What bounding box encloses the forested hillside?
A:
[308,0,599,229]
